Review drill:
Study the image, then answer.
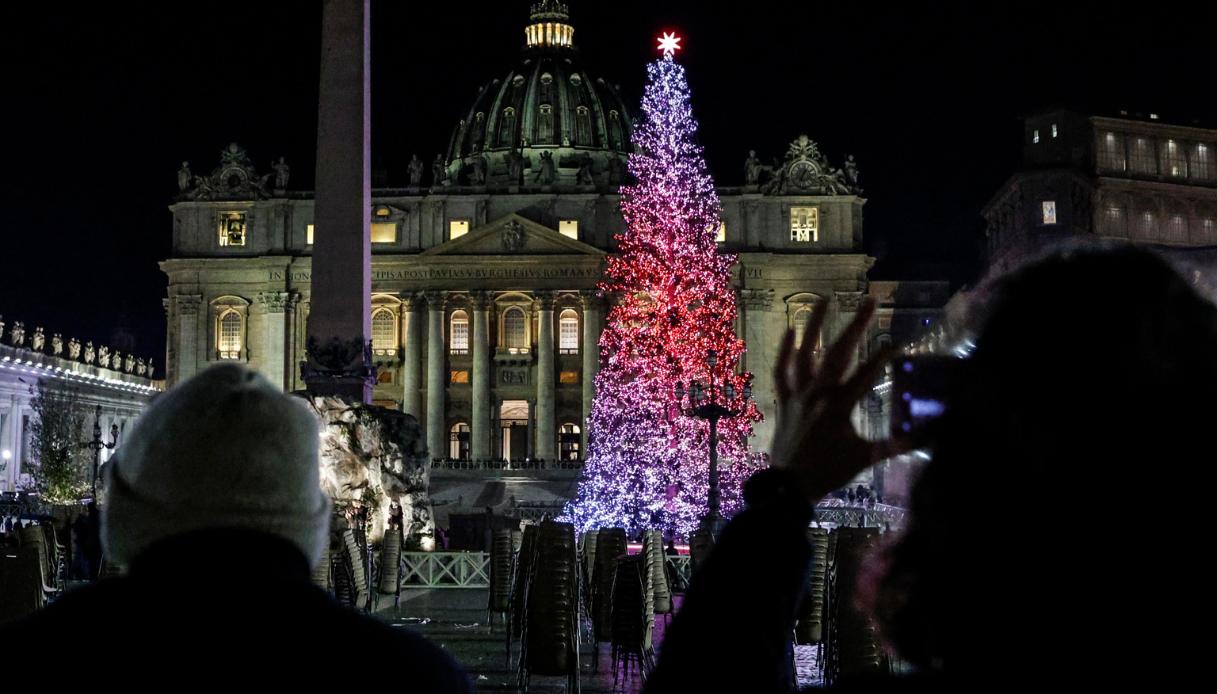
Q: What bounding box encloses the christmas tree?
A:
[565,34,761,539]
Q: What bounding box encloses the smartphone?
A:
[890,355,967,438]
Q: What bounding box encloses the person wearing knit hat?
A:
[102,362,331,568]
[1,363,472,690]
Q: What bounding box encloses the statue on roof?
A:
[607,151,626,185]
[68,337,81,360]
[408,155,424,187]
[470,155,488,186]
[31,327,44,352]
[576,152,594,185]
[98,345,110,368]
[84,341,95,365]
[507,149,525,185]
[9,322,24,347]
[745,150,762,185]
[534,150,556,185]
[432,154,449,187]
[51,333,63,356]
[177,162,193,192]
[273,157,291,190]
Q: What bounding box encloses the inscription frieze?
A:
[269,266,602,283]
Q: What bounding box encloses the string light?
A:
[564,47,761,539]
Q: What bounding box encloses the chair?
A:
[311,538,333,593]
[795,528,830,645]
[487,529,514,628]
[609,554,651,687]
[18,525,59,602]
[823,527,888,686]
[519,520,580,693]
[507,524,539,668]
[591,527,627,672]
[642,530,672,620]
[339,528,370,612]
[374,529,402,609]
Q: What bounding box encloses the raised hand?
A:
[768,297,908,502]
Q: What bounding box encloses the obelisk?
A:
[303,0,374,403]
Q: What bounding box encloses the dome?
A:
[444,1,633,188]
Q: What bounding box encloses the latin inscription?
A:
[269,266,601,282]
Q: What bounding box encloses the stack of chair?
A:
[375,529,403,609]
[823,527,887,685]
[312,538,333,593]
[580,530,598,615]
[795,528,830,645]
[0,545,45,624]
[642,530,672,622]
[519,519,580,693]
[507,524,539,667]
[340,528,370,612]
[591,527,627,670]
[487,528,514,628]
[609,554,652,686]
[18,525,59,604]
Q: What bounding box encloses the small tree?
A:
[29,380,90,505]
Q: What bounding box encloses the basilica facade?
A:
[160,2,943,482]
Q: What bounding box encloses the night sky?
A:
[0,1,1210,373]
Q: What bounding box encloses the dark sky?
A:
[1,1,1211,372]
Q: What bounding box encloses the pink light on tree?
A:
[564,35,762,539]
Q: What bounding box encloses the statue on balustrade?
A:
[98,345,110,368]
[31,327,44,352]
[68,337,81,360]
[83,342,95,365]
[9,322,24,347]
[51,333,63,356]
[408,154,424,187]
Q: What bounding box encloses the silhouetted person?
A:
[1,364,471,690]
[646,247,1217,692]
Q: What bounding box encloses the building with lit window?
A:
[984,108,1217,278]
[160,0,941,500]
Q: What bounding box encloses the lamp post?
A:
[85,405,119,499]
[674,349,752,539]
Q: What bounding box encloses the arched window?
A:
[575,105,592,146]
[504,307,528,352]
[559,422,581,462]
[371,308,397,355]
[449,422,470,460]
[450,310,469,355]
[498,107,516,147]
[537,104,554,144]
[559,309,579,354]
[218,310,242,359]
[792,306,816,349]
[608,110,624,150]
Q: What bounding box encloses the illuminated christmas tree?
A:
[565,34,761,539]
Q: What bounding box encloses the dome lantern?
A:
[525,1,574,49]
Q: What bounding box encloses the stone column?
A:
[402,293,423,417]
[425,292,446,461]
[0,397,14,490]
[175,295,202,386]
[580,291,601,452]
[258,291,291,391]
[535,292,556,461]
[741,289,775,452]
[304,0,373,402]
[471,291,492,461]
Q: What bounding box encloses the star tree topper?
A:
[657,31,682,59]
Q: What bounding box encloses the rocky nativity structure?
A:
[160,1,944,514]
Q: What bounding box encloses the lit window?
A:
[504,308,528,353]
[449,422,470,460]
[1129,137,1156,175]
[449,219,470,240]
[1194,144,1214,181]
[1103,205,1127,236]
[1167,214,1188,242]
[1051,123,1058,138]
[306,224,314,245]
[559,371,579,384]
[449,310,469,354]
[792,306,816,348]
[371,223,396,244]
[559,309,579,354]
[559,423,582,461]
[450,370,470,384]
[559,219,579,239]
[1162,140,1187,178]
[371,308,397,354]
[375,206,391,217]
[1099,132,1126,172]
[715,221,727,243]
[219,212,247,247]
[790,207,818,243]
[1041,200,1057,225]
[1033,129,1040,144]
[218,310,242,359]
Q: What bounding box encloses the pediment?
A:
[420,214,606,257]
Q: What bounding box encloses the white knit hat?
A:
[102,363,331,568]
